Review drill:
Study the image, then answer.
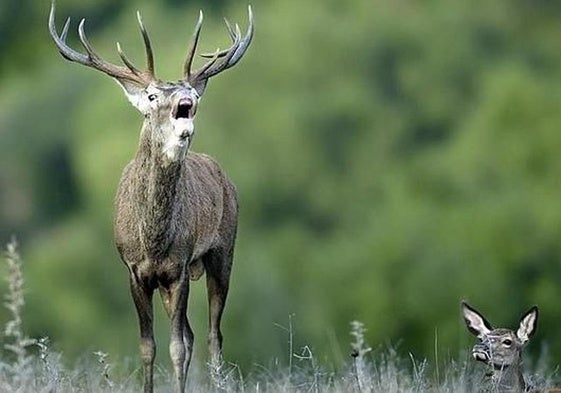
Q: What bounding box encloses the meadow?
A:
[1,240,559,393]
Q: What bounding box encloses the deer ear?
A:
[517,306,538,344]
[462,301,493,338]
[113,78,146,111]
[191,79,208,97]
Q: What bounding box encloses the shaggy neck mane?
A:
[133,126,184,260]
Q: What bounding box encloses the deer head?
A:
[48,1,253,162]
[462,301,539,392]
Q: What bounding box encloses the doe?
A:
[461,301,560,393]
[48,2,253,392]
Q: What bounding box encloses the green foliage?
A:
[2,0,561,373]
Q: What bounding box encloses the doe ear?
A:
[517,306,538,344]
[461,301,493,338]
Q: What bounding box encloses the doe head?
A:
[461,301,538,369]
[48,1,253,161]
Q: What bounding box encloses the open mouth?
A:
[472,349,489,362]
[171,96,196,143]
[173,97,194,119]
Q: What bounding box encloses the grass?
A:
[0,240,558,392]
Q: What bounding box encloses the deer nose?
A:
[174,97,195,119]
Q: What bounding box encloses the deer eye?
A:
[503,339,513,346]
[147,94,158,102]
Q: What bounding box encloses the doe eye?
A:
[148,94,158,102]
[503,339,513,346]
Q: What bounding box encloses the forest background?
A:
[2,0,561,372]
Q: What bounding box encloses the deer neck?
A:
[490,363,526,393]
[133,126,186,260]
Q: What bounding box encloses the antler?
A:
[48,1,156,86]
[183,6,254,88]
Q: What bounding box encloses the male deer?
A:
[460,301,557,393]
[49,2,253,392]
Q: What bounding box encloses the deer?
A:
[460,301,561,393]
[48,2,253,392]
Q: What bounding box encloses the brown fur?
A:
[114,126,238,393]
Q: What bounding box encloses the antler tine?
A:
[48,1,153,85]
[183,10,204,79]
[188,5,254,84]
[194,28,241,79]
[49,3,89,64]
[224,5,254,68]
[224,18,237,40]
[194,48,222,77]
[60,16,71,43]
[116,42,142,76]
[189,28,241,82]
[77,18,101,60]
[115,11,155,78]
[198,19,236,59]
[136,11,155,78]
[78,18,148,82]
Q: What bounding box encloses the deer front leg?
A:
[159,287,194,379]
[129,276,156,393]
[167,278,193,393]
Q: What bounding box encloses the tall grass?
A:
[0,240,557,392]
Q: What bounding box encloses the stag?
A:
[48,2,253,392]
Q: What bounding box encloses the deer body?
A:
[49,2,253,392]
[114,147,238,392]
[114,151,236,270]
